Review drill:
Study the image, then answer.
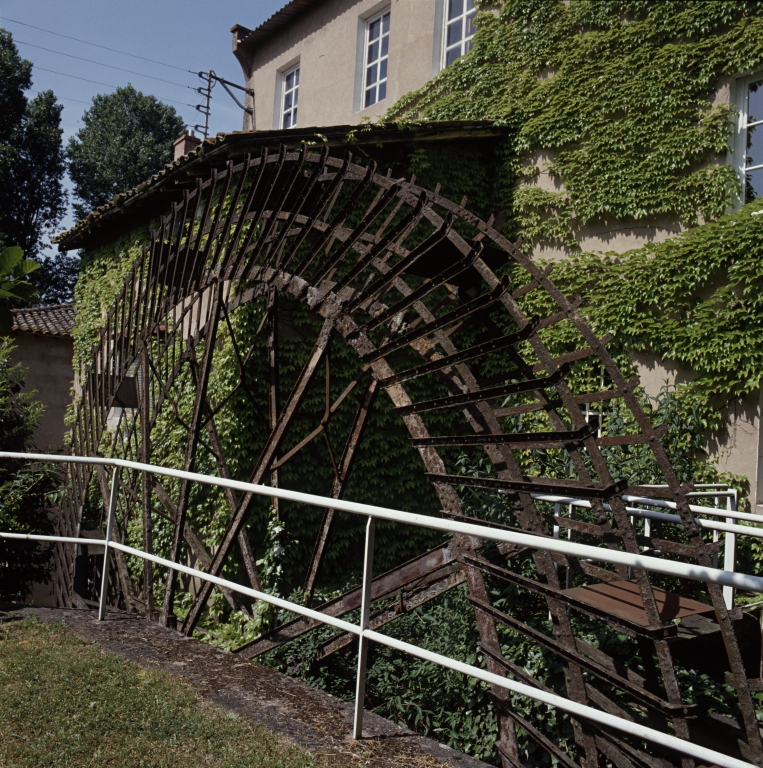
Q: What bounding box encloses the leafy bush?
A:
[0,245,40,333]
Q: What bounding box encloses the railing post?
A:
[353,516,375,740]
[566,503,574,589]
[723,490,737,609]
[98,467,119,621]
[712,493,720,569]
[628,510,636,580]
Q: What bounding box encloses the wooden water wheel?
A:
[56,145,761,768]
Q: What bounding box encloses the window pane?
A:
[467,11,477,36]
[448,0,464,20]
[365,12,389,107]
[466,0,475,9]
[447,20,462,47]
[747,122,762,167]
[746,166,763,202]
[445,46,461,67]
[378,81,386,101]
[748,80,763,125]
[282,66,298,129]
[465,39,473,54]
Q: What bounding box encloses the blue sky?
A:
[0,0,286,244]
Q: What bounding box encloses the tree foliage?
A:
[0,246,39,333]
[0,248,58,600]
[0,28,30,142]
[31,251,80,305]
[0,30,67,263]
[67,85,185,220]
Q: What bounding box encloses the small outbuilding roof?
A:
[52,121,508,252]
[11,303,76,338]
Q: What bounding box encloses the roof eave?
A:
[53,121,508,252]
[232,0,321,51]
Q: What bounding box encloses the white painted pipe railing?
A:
[534,489,753,608]
[0,451,759,768]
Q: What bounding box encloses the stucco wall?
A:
[523,75,737,260]
[709,391,761,509]
[631,351,762,509]
[11,332,74,449]
[236,0,441,129]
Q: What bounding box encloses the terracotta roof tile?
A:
[232,0,319,50]
[11,303,76,337]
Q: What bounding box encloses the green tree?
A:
[67,85,185,220]
[0,30,67,263]
[30,250,80,305]
[0,28,30,142]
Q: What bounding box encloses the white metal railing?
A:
[0,451,760,768]
[537,487,752,608]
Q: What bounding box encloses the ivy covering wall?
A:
[384,0,763,469]
[388,0,763,236]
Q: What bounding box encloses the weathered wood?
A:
[58,149,759,768]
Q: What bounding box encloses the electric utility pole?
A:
[194,70,253,138]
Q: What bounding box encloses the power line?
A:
[33,67,196,109]
[1,17,193,74]
[15,39,195,90]
[34,66,123,89]
[27,88,91,106]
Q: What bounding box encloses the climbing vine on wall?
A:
[71,228,147,380]
[383,0,763,474]
[387,0,763,239]
[526,198,763,428]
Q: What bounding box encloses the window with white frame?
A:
[281,65,299,129]
[444,0,476,68]
[364,9,390,108]
[740,77,763,202]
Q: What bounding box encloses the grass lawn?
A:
[0,617,323,767]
